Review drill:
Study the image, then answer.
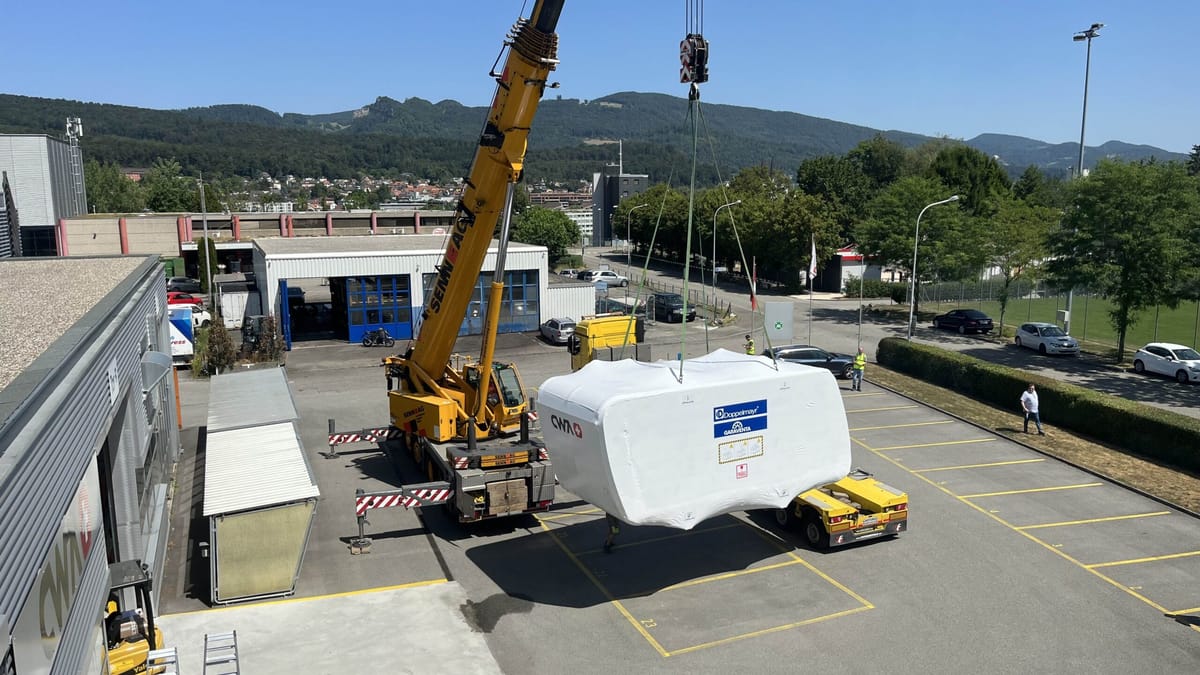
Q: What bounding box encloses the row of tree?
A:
[592,137,1200,360]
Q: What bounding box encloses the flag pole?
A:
[808,234,816,344]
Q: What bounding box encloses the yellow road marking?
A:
[658,559,805,592]
[160,578,449,617]
[1016,511,1172,530]
[846,404,919,414]
[914,458,1045,473]
[850,435,1177,616]
[669,605,875,656]
[960,483,1103,499]
[843,391,884,397]
[1086,550,1200,569]
[1170,605,1200,615]
[738,519,874,609]
[871,438,995,452]
[537,519,670,657]
[850,420,954,432]
[536,507,603,521]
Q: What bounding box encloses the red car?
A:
[167,291,206,309]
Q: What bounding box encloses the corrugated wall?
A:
[0,257,179,671]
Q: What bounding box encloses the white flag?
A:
[809,235,818,279]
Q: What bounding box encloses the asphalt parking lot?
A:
[161,332,1200,673]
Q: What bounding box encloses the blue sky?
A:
[4,1,1196,154]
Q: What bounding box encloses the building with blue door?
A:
[251,235,593,349]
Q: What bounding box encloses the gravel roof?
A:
[0,257,146,392]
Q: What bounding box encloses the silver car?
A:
[539,317,576,345]
[1133,342,1200,383]
[1014,322,1079,356]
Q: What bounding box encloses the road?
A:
[581,248,1200,420]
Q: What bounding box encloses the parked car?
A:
[557,268,581,278]
[580,269,629,287]
[539,317,576,345]
[1014,322,1079,356]
[167,291,206,308]
[650,293,696,323]
[762,345,855,379]
[1132,342,1200,383]
[166,276,202,293]
[932,309,994,334]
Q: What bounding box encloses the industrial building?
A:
[249,235,594,347]
[0,256,180,673]
[0,131,87,257]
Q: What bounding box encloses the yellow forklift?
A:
[105,560,165,675]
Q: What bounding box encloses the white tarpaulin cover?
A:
[536,348,851,529]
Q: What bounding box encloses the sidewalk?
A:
[157,581,502,675]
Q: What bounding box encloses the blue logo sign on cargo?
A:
[713,399,767,437]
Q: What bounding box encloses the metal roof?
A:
[206,367,299,432]
[203,421,319,516]
[254,234,541,257]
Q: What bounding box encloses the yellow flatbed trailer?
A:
[775,469,908,549]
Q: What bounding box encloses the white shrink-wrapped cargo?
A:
[536,348,851,530]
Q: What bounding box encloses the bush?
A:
[251,315,286,363]
[206,323,238,374]
[843,276,907,302]
[875,337,1200,473]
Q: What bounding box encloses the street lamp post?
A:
[906,195,959,340]
[198,171,213,310]
[626,203,649,278]
[1066,22,1103,335]
[712,200,741,309]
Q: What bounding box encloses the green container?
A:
[162,256,185,277]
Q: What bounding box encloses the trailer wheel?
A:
[802,512,830,550]
[774,506,795,529]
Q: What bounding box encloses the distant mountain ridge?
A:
[0,92,1185,182]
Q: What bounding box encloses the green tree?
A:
[848,134,907,188]
[206,323,238,375]
[196,237,219,293]
[252,315,286,362]
[142,158,199,212]
[83,160,145,213]
[1188,144,1200,176]
[796,155,872,241]
[511,206,580,262]
[854,176,973,317]
[985,196,1057,331]
[1046,159,1200,361]
[927,145,1011,216]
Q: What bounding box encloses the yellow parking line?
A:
[960,483,1103,499]
[658,559,805,592]
[914,458,1045,473]
[850,435,1177,615]
[160,579,449,617]
[843,391,885,397]
[871,438,995,452]
[1170,605,1200,615]
[737,520,874,609]
[537,519,670,657]
[1086,550,1200,569]
[1016,511,1172,530]
[669,605,874,657]
[536,507,603,521]
[850,420,954,432]
[846,405,919,414]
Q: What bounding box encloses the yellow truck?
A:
[774,469,908,549]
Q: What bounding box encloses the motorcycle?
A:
[361,328,396,348]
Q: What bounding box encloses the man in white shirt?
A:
[1020,383,1044,435]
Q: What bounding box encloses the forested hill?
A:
[0,91,1186,183]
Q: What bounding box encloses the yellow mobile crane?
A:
[344,0,563,534]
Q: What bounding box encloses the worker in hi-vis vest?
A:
[744,334,755,355]
[851,347,866,391]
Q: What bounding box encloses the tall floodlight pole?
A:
[906,195,960,340]
[626,203,649,278]
[198,171,213,310]
[712,200,740,309]
[1066,22,1103,335]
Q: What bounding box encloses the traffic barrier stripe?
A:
[329,427,401,446]
[355,489,452,515]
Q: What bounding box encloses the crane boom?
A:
[410,0,562,377]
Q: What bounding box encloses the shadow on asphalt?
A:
[463,513,783,608]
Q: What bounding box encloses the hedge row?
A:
[875,337,1200,474]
